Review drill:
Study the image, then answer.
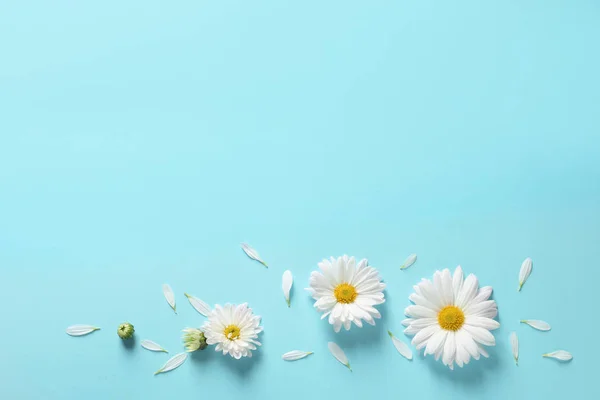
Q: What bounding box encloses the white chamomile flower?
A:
[403,266,499,370]
[307,255,386,332]
[202,303,263,359]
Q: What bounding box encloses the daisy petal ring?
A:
[202,303,263,359]
[307,255,386,332]
[403,266,499,369]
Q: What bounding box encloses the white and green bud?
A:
[182,328,207,352]
[117,322,135,339]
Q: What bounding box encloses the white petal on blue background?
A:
[400,254,417,270]
[518,257,532,291]
[520,319,551,331]
[66,325,100,337]
[328,342,351,371]
[282,350,313,361]
[141,340,168,353]
[510,332,518,365]
[154,352,187,375]
[162,283,176,314]
[388,331,413,360]
[543,350,572,362]
[184,293,211,317]
[241,243,268,267]
[282,270,293,307]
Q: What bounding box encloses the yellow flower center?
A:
[334,283,358,304]
[223,324,241,340]
[437,306,465,331]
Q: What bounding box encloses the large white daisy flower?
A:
[202,303,263,359]
[403,266,499,369]
[307,255,386,332]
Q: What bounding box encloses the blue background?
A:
[1,1,598,399]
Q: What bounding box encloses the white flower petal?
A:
[471,304,498,319]
[408,293,439,310]
[543,350,572,362]
[434,337,445,361]
[314,295,336,311]
[344,256,357,284]
[241,243,268,267]
[184,293,211,317]
[425,329,447,356]
[328,342,351,371]
[332,317,343,333]
[465,316,500,331]
[433,271,448,306]
[333,257,345,283]
[518,257,532,291]
[400,254,417,270]
[407,317,438,329]
[442,331,456,368]
[457,329,480,360]
[162,284,176,314]
[141,340,168,353]
[154,352,187,375]
[520,319,551,331]
[418,280,443,310]
[462,325,495,347]
[440,269,454,306]
[412,324,439,349]
[456,274,479,309]
[343,319,351,331]
[403,325,421,335]
[478,345,489,358]
[66,325,100,337]
[452,266,464,299]
[471,286,493,304]
[282,350,313,361]
[454,332,471,367]
[510,332,518,365]
[405,305,437,318]
[465,300,496,316]
[388,331,413,360]
[282,270,293,307]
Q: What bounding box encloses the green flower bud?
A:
[117,322,135,340]
[182,328,208,352]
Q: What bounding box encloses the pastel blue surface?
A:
[1,1,598,399]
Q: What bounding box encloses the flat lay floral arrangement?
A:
[66,245,572,375]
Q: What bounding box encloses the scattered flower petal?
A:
[543,350,573,362]
[66,325,100,337]
[518,257,532,291]
[154,352,188,375]
[184,293,211,317]
[510,332,518,365]
[282,270,293,307]
[400,254,417,270]
[388,331,413,360]
[162,284,176,314]
[241,243,268,267]
[520,319,551,331]
[141,340,168,353]
[328,342,351,371]
[282,350,313,361]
